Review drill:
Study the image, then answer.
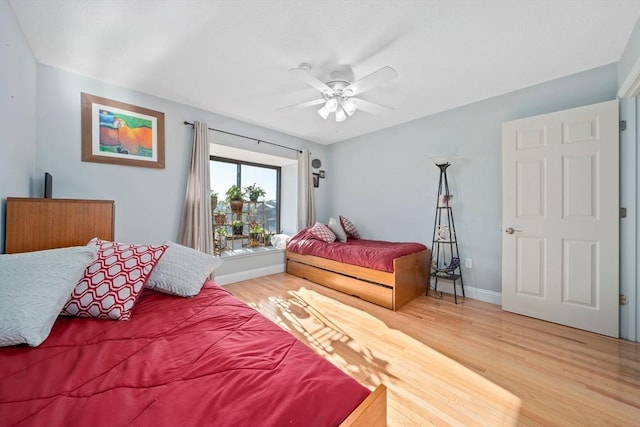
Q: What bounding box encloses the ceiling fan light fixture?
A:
[325,97,339,113]
[343,98,357,116]
[283,64,397,123]
[317,105,330,120]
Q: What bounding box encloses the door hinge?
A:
[620,120,627,131]
[620,294,628,305]
[620,207,627,218]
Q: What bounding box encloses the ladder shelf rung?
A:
[430,272,462,280]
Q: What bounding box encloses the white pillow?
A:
[328,217,348,242]
[271,234,290,249]
[0,246,98,347]
[146,241,223,297]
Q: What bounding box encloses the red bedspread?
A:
[0,281,369,427]
[287,227,428,272]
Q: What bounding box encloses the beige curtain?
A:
[179,121,214,254]
[297,148,315,230]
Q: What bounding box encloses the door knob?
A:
[505,227,522,234]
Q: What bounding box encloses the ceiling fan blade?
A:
[276,98,325,112]
[343,66,398,96]
[353,98,394,115]
[289,68,333,94]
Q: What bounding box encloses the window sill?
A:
[219,245,284,260]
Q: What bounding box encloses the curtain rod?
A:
[182,121,302,154]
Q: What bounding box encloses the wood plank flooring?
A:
[224,273,640,426]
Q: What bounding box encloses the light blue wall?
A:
[34,65,325,245]
[0,0,37,253]
[326,64,618,294]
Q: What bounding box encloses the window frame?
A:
[210,156,281,233]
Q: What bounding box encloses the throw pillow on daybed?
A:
[0,246,98,347]
[328,217,348,242]
[146,241,222,297]
[310,222,336,243]
[339,216,360,239]
[61,238,167,321]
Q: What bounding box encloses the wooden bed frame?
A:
[3,197,388,426]
[341,384,387,426]
[286,249,430,311]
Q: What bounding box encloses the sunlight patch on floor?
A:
[249,286,522,426]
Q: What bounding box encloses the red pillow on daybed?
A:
[310,222,336,243]
[339,215,360,239]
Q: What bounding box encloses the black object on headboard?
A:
[44,172,53,198]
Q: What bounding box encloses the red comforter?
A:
[287,227,428,272]
[0,281,369,427]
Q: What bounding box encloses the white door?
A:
[502,100,619,337]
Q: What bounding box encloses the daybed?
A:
[286,224,430,311]
[0,198,386,427]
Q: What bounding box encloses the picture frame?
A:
[81,93,165,169]
[313,173,320,188]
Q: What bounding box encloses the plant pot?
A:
[249,232,262,247]
[232,225,243,235]
[230,199,243,213]
[214,214,226,225]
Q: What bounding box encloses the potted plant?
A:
[210,191,218,212]
[231,219,244,235]
[215,227,228,249]
[249,223,263,247]
[264,231,274,247]
[226,185,244,213]
[214,201,227,225]
[244,182,266,202]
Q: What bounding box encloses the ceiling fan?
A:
[278,63,398,122]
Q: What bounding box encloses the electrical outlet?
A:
[465,258,472,268]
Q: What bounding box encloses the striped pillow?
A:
[62,238,167,321]
[310,222,336,243]
[339,216,360,239]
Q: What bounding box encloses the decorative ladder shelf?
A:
[430,163,465,303]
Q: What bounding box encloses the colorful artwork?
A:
[81,93,165,168]
[98,109,153,157]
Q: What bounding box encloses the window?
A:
[210,156,280,233]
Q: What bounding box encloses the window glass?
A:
[241,165,278,233]
[210,158,280,233]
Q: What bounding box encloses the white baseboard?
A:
[215,263,285,286]
[430,281,502,305]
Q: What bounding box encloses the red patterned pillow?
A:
[339,216,360,239]
[310,222,336,243]
[62,238,167,321]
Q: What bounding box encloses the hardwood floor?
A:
[225,273,640,426]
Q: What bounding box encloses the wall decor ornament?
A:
[438,194,453,207]
[81,93,165,168]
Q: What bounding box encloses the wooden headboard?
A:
[4,197,115,254]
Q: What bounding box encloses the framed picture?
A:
[81,93,165,168]
[313,173,320,188]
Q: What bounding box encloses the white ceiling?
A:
[10,0,640,145]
